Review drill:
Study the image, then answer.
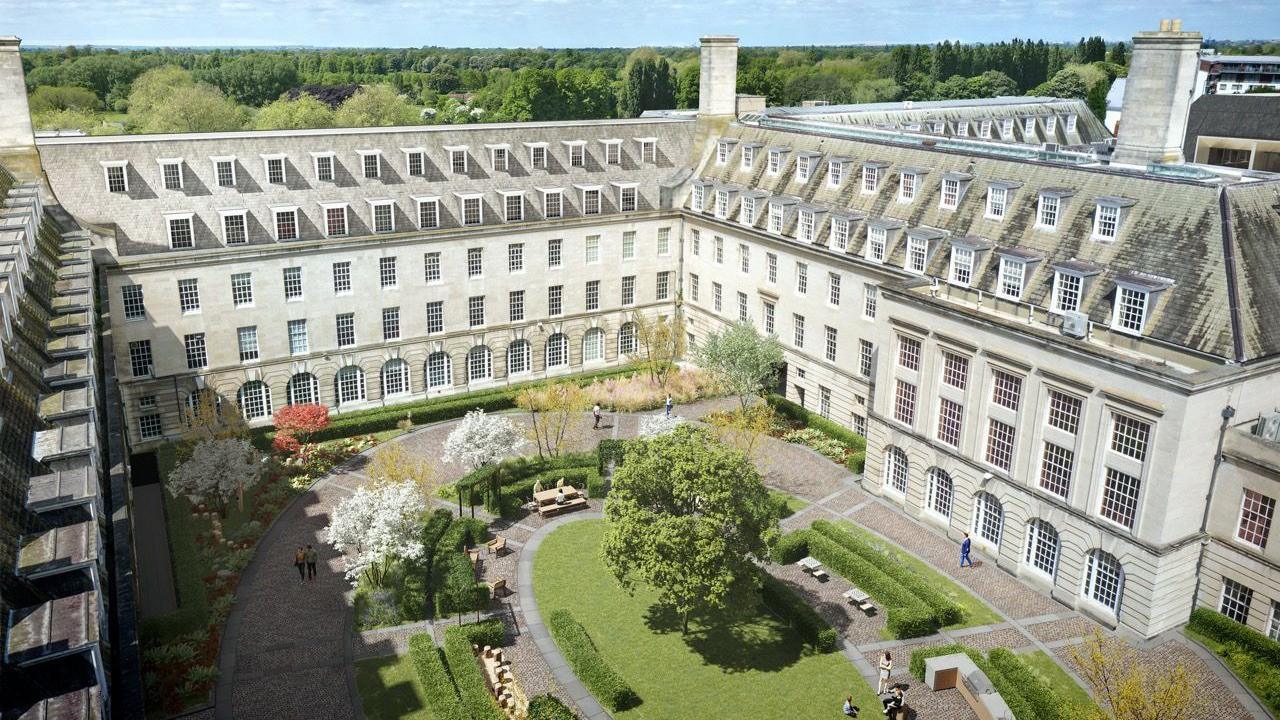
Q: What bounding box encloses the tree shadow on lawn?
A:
[642,603,807,674]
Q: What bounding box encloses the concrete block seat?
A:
[923,653,1014,720]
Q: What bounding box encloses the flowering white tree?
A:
[166,438,261,517]
[325,480,426,587]
[442,409,527,510]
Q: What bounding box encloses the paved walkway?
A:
[133,483,177,618]
[212,398,1268,720]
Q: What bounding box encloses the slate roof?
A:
[692,121,1280,362]
[1182,94,1280,159]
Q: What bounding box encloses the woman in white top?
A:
[877,651,893,694]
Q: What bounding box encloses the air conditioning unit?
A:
[1255,413,1280,442]
[1061,311,1088,339]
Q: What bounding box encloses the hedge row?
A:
[766,394,867,473]
[407,633,465,720]
[1189,607,1280,666]
[811,521,964,627]
[442,625,506,720]
[431,518,490,618]
[527,694,578,720]
[806,531,938,638]
[988,648,1063,720]
[546,609,641,711]
[758,572,839,652]
[400,509,455,620]
[907,644,1038,720]
[257,364,644,445]
[457,618,506,649]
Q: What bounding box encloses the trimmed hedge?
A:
[432,518,490,617]
[811,521,965,627]
[759,571,839,652]
[908,644,1037,720]
[1189,607,1280,666]
[771,529,813,564]
[406,633,466,720]
[443,625,506,720]
[767,394,867,473]
[528,694,578,720]
[400,509,454,620]
[547,609,640,711]
[457,618,506,649]
[988,648,1062,720]
[257,364,644,446]
[804,531,938,638]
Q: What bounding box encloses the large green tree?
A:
[133,83,247,134]
[204,53,300,106]
[334,85,420,127]
[602,426,779,634]
[693,320,784,409]
[253,93,335,129]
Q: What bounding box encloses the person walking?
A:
[304,544,318,582]
[293,546,306,583]
[877,651,893,694]
[592,403,602,429]
[664,394,673,418]
[960,532,973,568]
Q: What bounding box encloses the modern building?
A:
[1183,93,1280,171]
[1,18,1279,718]
[1198,53,1280,95]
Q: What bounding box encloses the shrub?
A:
[759,572,838,652]
[458,618,505,649]
[443,625,506,720]
[597,438,627,476]
[407,633,466,720]
[811,521,964,627]
[272,403,330,442]
[547,609,640,711]
[528,694,578,720]
[805,532,939,638]
[767,394,867,450]
[1189,608,1280,666]
[400,509,453,620]
[771,529,811,564]
[988,648,1062,720]
[908,645,1036,720]
[431,518,489,617]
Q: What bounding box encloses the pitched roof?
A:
[1182,94,1280,160]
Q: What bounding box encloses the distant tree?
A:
[1086,80,1109,123]
[618,50,674,117]
[334,85,420,127]
[204,53,299,106]
[367,443,438,501]
[516,382,588,459]
[693,320,784,410]
[28,85,100,114]
[253,94,335,129]
[426,64,460,94]
[30,108,119,135]
[603,425,779,634]
[178,391,249,462]
[497,68,564,121]
[133,83,248,133]
[441,410,526,512]
[1108,42,1129,67]
[126,65,195,120]
[850,78,901,103]
[674,59,699,109]
[271,403,330,444]
[557,68,616,119]
[1032,68,1089,99]
[628,312,685,388]
[978,70,1019,97]
[286,84,359,109]
[167,438,261,517]
[63,54,143,101]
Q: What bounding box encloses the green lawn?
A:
[356,654,434,720]
[1019,650,1096,713]
[835,521,1004,630]
[770,490,809,518]
[533,519,879,720]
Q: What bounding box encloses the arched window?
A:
[287,373,319,406]
[583,328,605,363]
[237,381,271,420]
[546,333,568,369]
[335,366,366,406]
[381,359,410,397]
[467,345,492,381]
[925,468,953,519]
[426,352,451,390]
[1024,519,1060,578]
[507,340,531,375]
[618,321,638,355]
[883,446,908,495]
[1083,549,1124,613]
[972,492,1004,547]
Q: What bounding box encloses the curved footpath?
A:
[212,400,1268,720]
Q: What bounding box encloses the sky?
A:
[3,0,1277,48]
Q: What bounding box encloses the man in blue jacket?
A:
[960,532,973,567]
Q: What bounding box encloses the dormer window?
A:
[767,200,792,235]
[1110,274,1171,336]
[401,147,426,176]
[767,148,789,175]
[320,202,348,237]
[931,121,945,134]
[741,144,757,170]
[538,188,563,219]
[524,142,549,169]
[898,170,919,202]
[939,172,972,210]
[1036,189,1073,230]
[272,206,299,241]
[634,137,657,163]
[691,182,707,212]
[1044,116,1058,134]
[358,150,381,179]
[311,151,335,182]
[487,144,510,172]
[165,212,194,249]
[1091,197,1136,241]
[1024,117,1036,136]
[262,154,287,184]
[219,208,248,244]
[445,145,469,174]
[563,140,586,167]
[601,139,622,165]
[830,216,850,251]
[455,192,484,225]
[577,185,602,215]
[950,247,974,285]
[102,161,129,193]
[978,120,992,138]
[827,158,847,188]
[715,189,729,218]
[862,162,888,193]
[1001,118,1014,138]
[956,122,969,137]
[985,180,1021,221]
[613,182,638,212]
[797,207,826,243]
[1065,114,1078,133]
[795,152,820,183]
[368,199,395,233]
[414,196,440,229]
[866,225,887,263]
[998,257,1026,299]
[904,228,944,275]
[158,158,184,191]
[1052,271,1083,313]
[740,195,757,226]
[498,190,524,222]
[717,139,734,165]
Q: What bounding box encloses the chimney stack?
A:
[1112,20,1202,166]
[698,36,739,117]
[0,36,36,154]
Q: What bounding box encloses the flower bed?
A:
[705,395,867,473]
[580,366,722,412]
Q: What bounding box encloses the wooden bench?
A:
[467,548,481,569]
[487,535,508,557]
[488,577,508,598]
[539,496,588,517]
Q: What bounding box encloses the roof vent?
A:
[1061,311,1088,339]
[1254,413,1280,442]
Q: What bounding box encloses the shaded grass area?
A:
[835,520,1003,630]
[533,519,879,720]
[355,654,435,720]
[769,490,808,518]
[1019,650,1096,714]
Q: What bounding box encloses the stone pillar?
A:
[698,36,738,117]
[1112,20,1202,166]
[0,36,35,152]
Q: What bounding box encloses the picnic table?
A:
[534,485,587,517]
[843,586,874,611]
[533,486,580,504]
[796,556,828,581]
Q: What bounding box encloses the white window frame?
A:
[940,177,961,210]
[413,195,440,230]
[865,225,887,264]
[357,150,381,179]
[210,156,237,188]
[152,158,180,192]
[978,120,992,138]
[740,196,757,226]
[741,144,756,170]
[985,185,1008,220]
[525,142,549,170]
[218,208,248,245]
[456,192,484,226]
[165,212,195,250]
[400,147,426,176]
[562,140,586,167]
[271,205,300,241]
[898,172,917,202]
[261,153,288,184]
[949,246,974,286]
[828,160,845,188]
[830,217,850,251]
[310,151,336,182]
[997,257,1026,300]
[101,160,129,193]
[499,190,525,223]
[861,165,880,194]
[319,202,348,238]
[905,235,928,275]
[615,182,639,212]
[1051,271,1084,314]
[1092,203,1122,241]
[445,145,469,174]
[486,143,511,172]
[634,137,656,163]
[1036,193,1061,230]
[600,139,622,165]
[578,185,602,216]
[539,188,564,219]
[1111,285,1150,336]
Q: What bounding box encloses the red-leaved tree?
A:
[273,404,330,444]
[272,432,302,456]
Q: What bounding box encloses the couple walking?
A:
[293,544,318,583]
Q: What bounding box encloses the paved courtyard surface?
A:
[213,399,1267,720]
